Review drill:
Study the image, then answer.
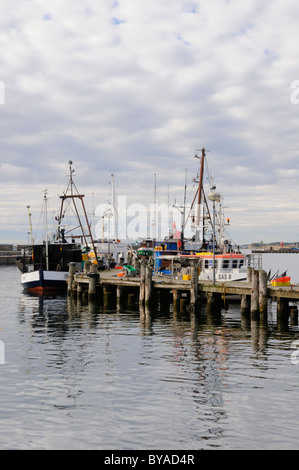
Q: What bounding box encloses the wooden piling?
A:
[172,289,180,313]
[145,263,152,306]
[251,269,259,316]
[116,286,125,305]
[88,264,99,299]
[127,292,136,307]
[259,270,268,315]
[139,260,146,307]
[277,297,290,330]
[103,286,114,308]
[180,297,187,313]
[67,262,77,296]
[290,306,298,326]
[241,294,250,315]
[247,267,254,283]
[190,260,199,311]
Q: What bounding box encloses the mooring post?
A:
[259,269,268,314]
[88,263,99,300]
[67,262,77,296]
[84,259,91,274]
[251,269,259,316]
[247,267,254,283]
[77,281,83,299]
[190,260,199,311]
[145,263,152,307]
[139,260,146,307]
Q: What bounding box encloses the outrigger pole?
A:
[183,148,212,244]
[56,160,97,258]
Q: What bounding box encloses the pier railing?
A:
[245,253,263,270]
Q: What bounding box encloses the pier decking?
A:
[67,262,299,327]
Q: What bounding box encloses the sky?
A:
[1,0,299,246]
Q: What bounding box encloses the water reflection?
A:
[14,289,299,449]
[18,290,299,361]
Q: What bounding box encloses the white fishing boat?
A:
[198,252,247,282]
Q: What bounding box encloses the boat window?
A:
[204,259,217,269]
[239,260,244,267]
[223,260,230,269]
[232,259,238,268]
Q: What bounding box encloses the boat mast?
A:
[111,173,116,240]
[181,169,187,249]
[153,173,157,241]
[194,148,206,243]
[43,190,49,270]
[57,161,97,257]
[26,205,34,246]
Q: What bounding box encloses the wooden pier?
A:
[67,261,299,327]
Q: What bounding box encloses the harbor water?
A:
[1,254,299,450]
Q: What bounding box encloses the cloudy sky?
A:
[1,0,299,245]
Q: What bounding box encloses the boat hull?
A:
[21,269,69,293]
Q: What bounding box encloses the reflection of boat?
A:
[17,161,95,293]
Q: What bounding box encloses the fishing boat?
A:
[19,240,83,292]
[149,149,258,282]
[197,252,247,282]
[17,161,96,293]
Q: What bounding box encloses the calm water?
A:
[1,257,299,450]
